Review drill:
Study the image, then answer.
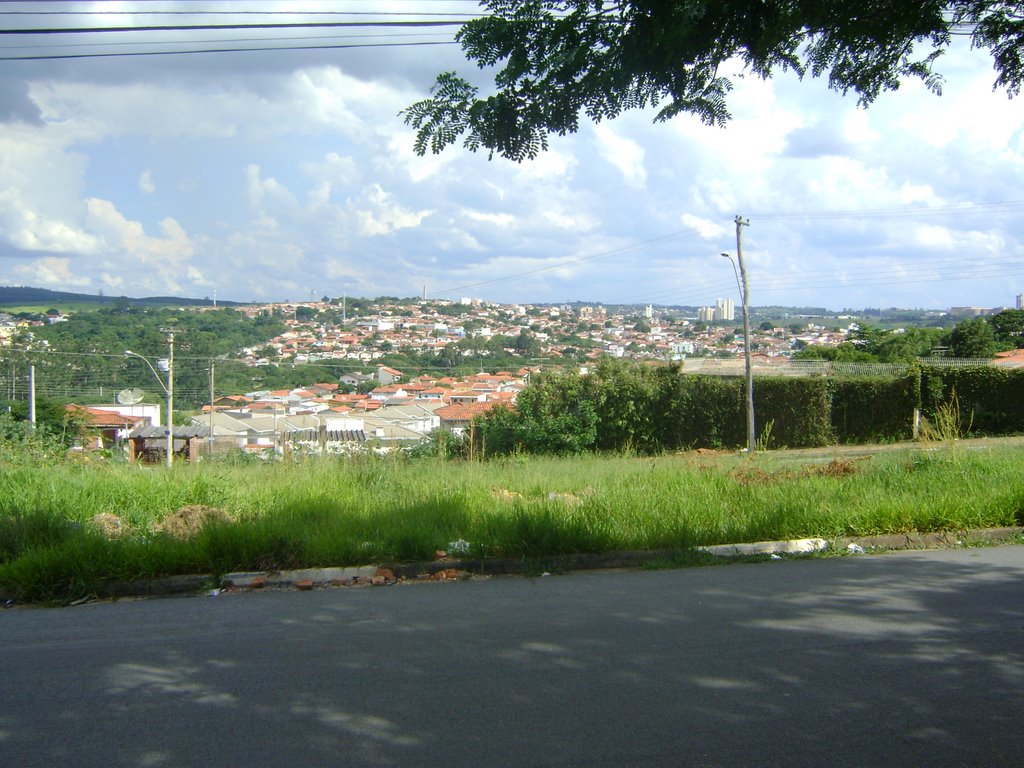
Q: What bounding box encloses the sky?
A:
[1,1,1023,312]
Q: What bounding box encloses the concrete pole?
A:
[164,329,175,469]
[28,364,35,429]
[208,360,215,456]
[735,215,755,453]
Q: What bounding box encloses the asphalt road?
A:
[2,546,1023,768]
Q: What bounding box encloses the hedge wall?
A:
[472,362,1024,456]
[749,377,832,448]
[672,375,746,449]
[658,376,831,450]
[919,365,1024,435]
[829,373,920,444]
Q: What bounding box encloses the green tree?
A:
[947,317,998,359]
[474,370,602,455]
[989,309,1024,348]
[404,1,1023,161]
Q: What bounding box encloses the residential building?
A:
[715,298,735,321]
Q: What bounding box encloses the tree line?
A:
[792,310,1024,363]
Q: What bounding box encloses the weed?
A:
[919,388,974,445]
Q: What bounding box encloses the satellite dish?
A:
[117,387,146,405]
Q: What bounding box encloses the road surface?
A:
[2,546,1022,767]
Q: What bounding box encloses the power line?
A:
[0,38,457,61]
[1,30,452,51]
[0,20,468,35]
[0,10,482,17]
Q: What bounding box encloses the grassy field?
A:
[2,444,1023,603]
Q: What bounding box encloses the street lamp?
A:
[125,330,175,467]
[722,251,756,453]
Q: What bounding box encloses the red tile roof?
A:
[67,405,144,428]
[436,401,503,421]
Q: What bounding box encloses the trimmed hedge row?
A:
[920,365,1024,435]
[474,360,1024,455]
[830,374,920,444]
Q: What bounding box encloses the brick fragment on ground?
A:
[295,578,314,591]
[249,576,266,589]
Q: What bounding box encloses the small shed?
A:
[127,424,211,463]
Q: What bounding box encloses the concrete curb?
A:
[698,537,829,556]
[45,525,1023,603]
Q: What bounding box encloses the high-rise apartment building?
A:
[714,298,735,321]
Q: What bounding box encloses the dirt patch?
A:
[804,457,868,478]
[731,457,868,484]
[90,513,129,539]
[154,505,234,539]
[731,468,776,485]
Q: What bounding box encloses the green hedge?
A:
[919,366,1024,435]
[473,361,1024,456]
[753,377,833,448]
[829,373,920,444]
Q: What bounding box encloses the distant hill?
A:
[0,286,242,309]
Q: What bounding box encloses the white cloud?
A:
[593,123,647,187]
[353,184,431,236]
[681,213,729,240]
[84,199,195,293]
[14,256,91,288]
[461,210,516,227]
[246,165,301,216]
[138,170,155,195]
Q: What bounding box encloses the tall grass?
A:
[2,447,1022,602]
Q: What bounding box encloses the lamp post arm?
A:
[124,351,168,395]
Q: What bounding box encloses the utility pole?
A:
[162,328,175,468]
[28,365,35,430]
[208,360,215,457]
[734,215,755,452]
